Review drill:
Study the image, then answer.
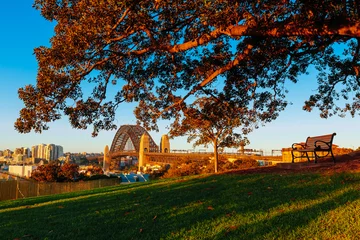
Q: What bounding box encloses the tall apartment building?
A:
[23,148,31,158]
[45,144,55,161]
[38,144,46,159]
[31,146,38,160]
[31,144,64,161]
[57,145,64,159]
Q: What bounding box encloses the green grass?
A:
[1,172,360,240]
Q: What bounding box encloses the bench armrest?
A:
[314,140,331,150]
[292,143,305,150]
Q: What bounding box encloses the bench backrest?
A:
[305,133,336,150]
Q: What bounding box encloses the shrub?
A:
[333,147,354,156]
[31,163,61,182]
[221,158,259,171]
[160,157,259,178]
[32,162,83,182]
[86,165,104,176]
[58,163,80,181]
[161,159,212,178]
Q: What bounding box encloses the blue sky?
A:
[1,2,359,154]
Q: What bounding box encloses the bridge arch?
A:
[110,125,158,153]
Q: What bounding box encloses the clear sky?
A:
[1,2,359,154]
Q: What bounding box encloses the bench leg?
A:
[330,150,336,163]
[314,152,318,163]
[305,152,311,162]
[291,150,295,163]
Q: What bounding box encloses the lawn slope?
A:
[1,172,360,240]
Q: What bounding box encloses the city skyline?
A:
[1,2,360,154]
[1,143,64,160]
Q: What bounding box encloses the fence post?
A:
[15,178,19,200]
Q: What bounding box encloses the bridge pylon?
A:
[103,145,110,172]
[138,133,150,171]
[160,134,170,153]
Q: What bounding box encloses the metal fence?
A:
[0,178,120,201]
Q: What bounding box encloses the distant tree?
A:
[86,165,104,176]
[31,162,61,182]
[332,147,354,156]
[169,96,252,173]
[58,163,80,181]
[31,162,80,182]
[16,1,360,136]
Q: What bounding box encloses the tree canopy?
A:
[31,162,79,182]
[16,0,360,136]
[169,96,251,172]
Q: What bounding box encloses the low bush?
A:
[160,157,259,178]
[220,158,259,171]
[32,162,79,182]
[31,163,108,182]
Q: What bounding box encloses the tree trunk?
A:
[213,139,218,173]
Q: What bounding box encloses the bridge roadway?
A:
[86,151,138,161]
[146,152,282,165]
[87,151,282,165]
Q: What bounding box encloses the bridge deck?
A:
[88,151,282,164]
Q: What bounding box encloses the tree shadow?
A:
[217,188,360,239]
[0,172,359,239]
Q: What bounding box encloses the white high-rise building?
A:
[38,144,46,159]
[45,144,56,161]
[31,144,64,161]
[31,146,38,159]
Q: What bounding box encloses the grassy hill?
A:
[1,170,360,240]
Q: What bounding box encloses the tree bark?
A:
[213,139,218,173]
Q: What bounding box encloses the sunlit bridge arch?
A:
[110,125,158,153]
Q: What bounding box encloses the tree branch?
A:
[158,44,254,116]
[164,21,360,54]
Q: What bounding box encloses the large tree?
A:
[169,96,251,173]
[16,0,360,136]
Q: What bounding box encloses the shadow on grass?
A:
[215,188,360,239]
[0,180,161,210]
[0,172,359,240]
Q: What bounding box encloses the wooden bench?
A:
[291,133,336,163]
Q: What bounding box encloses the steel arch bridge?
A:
[110,125,158,154]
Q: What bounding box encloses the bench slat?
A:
[305,134,334,150]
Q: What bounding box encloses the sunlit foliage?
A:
[31,162,79,182]
[16,0,360,136]
[169,96,252,172]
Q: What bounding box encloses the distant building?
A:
[31,144,64,161]
[45,144,55,161]
[14,148,23,155]
[38,144,46,159]
[11,147,32,163]
[3,149,13,158]
[9,165,37,178]
[14,154,26,163]
[23,148,31,158]
[31,145,38,160]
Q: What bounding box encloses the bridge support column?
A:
[160,134,170,153]
[103,145,111,172]
[139,133,150,171]
[239,141,245,155]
